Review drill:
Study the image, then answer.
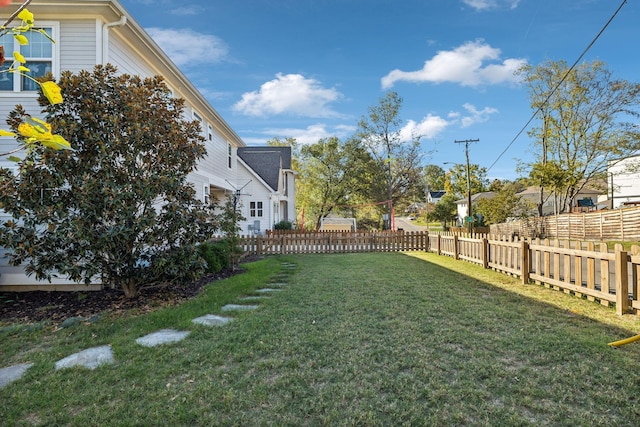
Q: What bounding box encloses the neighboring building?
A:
[609,155,640,209]
[517,186,604,215]
[455,192,495,225]
[319,216,356,232]
[0,1,294,289]
[427,191,446,204]
[236,147,296,234]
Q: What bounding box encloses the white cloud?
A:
[170,6,204,16]
[400,114,451,141]
[460,103,498,127]
[381,40,526,88]
[462,0,520,10]
[145,28,229,67]
[249,123,356,145]
[233,73,343,118]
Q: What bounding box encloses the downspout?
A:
[102,16,127,65]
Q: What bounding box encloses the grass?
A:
[2,253,640,425]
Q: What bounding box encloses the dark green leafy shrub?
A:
[198,240,231,273]
[274,220,293,230]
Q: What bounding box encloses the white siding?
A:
[236,162,273,233]
[59,20,97,73]
[107,31,155,77]
[610,156,640,208]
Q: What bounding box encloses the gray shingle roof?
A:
[237,146,292,191]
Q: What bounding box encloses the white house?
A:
[0,0,294,289]
[455,192,494,225]
[235,146,296,234]
[609,155,640,209]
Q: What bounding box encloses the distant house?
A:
[609,155,640,209]
[427,191,446,204]
[236,147,296,234]
[455,192,495,225]
[517,186,604,215]
[319,216,356,232]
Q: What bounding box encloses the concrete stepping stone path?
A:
[192,314,234,327]
[55,345,114,370]
[221,304,258,312]
[239,296,268,301]
[135,329,190,347]
[4,265,297,386]
[0,363,34,389]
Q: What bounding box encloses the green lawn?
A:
[2,252,640,425]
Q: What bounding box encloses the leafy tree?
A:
[444,163,488,197]
[297,137,374,230]
[0,65,217,297]
[356,91,424,229]
[216,193,246,271]
[476,186,532,225]
[427,193,458,229]
[518,60,640,214]
[423,164,446,199]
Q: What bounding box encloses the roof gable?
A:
[237,146,291,191]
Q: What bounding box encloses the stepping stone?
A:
[135,329,190,347]
[55,345,114,370]
[221,304,258,312]
[239,296,268,301]
[255,288,281,293]
[0,363,33,389]
[268,282,288,287]
[192,314,233,327]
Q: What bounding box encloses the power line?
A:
[486,0,628,174]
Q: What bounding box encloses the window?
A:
[227,143,232,169]
[0,24,58,93]
[208,125,213,141]
[203,185,210,204]
[250,201,263,217]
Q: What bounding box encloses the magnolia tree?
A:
[0,65,217,297]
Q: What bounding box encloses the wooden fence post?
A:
[437,234,441,256]
[615,245,629,315]
[521,240,530,285]
[454,235,459,260]
[482,238,489,269]
[257,235,262,256]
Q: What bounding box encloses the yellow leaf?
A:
[14,34,28,45]
[17,65,30,73]
[41,81,63,105]
[18,118,52,139]
[13,51,26,63]
[17,9,34,25]
[41,134,72,150]
[0,129,16,137]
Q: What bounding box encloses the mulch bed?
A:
[0,267,245,324]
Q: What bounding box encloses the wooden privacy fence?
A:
[490,206,640,240]
[241,230,640,315]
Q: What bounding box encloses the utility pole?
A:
[455,139,479,234]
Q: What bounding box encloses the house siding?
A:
[107,31,156,76]
[236,162,273,233]
[59,19,97,73]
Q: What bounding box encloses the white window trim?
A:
[0,21,60,97]
[203,185,210,204]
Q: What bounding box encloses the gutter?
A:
[101,16,127,64]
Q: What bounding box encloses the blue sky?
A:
[120,0,638,181]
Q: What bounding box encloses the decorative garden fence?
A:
[240,231,640,316]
